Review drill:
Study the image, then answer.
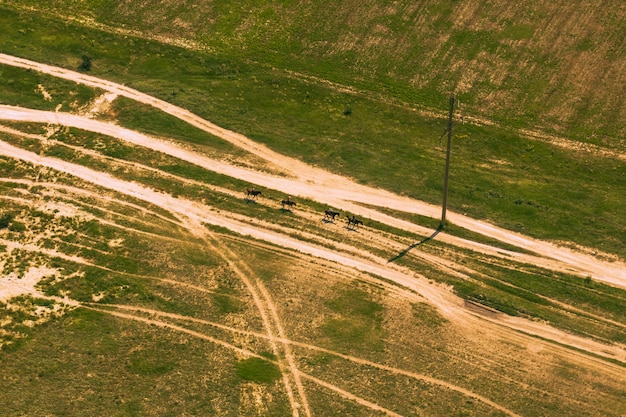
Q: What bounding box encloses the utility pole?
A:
[440,93,455,229]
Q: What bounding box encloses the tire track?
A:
[2,139,625,364]
[85,305,404,417]
[0,177,181,227]
[94,303,525,417]
[1,52,624,287]
[192,229,311,417]
[0,145,307,415]
[2,104,624,289]
[0,236,235,299]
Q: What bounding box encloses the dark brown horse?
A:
[324,208,341,221]
[347,215,363,229]
[246,188,263,199]
[281,197,296,209]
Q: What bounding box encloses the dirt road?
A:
[1,103,625,288]
[1,138,625,365]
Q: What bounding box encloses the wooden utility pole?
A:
[440,93,455,229]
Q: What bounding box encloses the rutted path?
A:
[85,306,405,417]
[195,230,312,417]
[2,139,625,365]
[88,304,522,417]
[0,53,624,288]
[2,105,625,289]
[1,53,626,415]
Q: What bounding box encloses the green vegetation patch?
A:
[0,211,15,229]
[325,286,383,319]
[0,5,624,258]
[110,96,250,159]
[320,284,386,352]
[127,348,177,376]
[447,257,626,343]
[0,308,244,415]
[411,302,449,328]
[56,268,150,303]
[211,293,242,314]
[235,357,281,383]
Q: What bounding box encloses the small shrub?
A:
[0,212,14,229]
[78,55,92,71]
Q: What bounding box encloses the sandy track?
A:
[196,231,311,417]
[8,172,624,353]
[98,303,523,416]
[2,104,625,289]
[86,306,405,417]
[1,52,624,288]
[0,236,232,303]
[0,176,181,226]
[0,174,306,415]
[2,139,625,364]
[1,53,626,415]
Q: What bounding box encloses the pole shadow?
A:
[387,225,443,263]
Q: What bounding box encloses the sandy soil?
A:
[98,302,524,416]
[0,265,56,302]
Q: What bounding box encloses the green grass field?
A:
[4,0,625,143]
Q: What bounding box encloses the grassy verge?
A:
[0,63,99,110]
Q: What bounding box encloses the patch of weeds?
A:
[258,351,277,361]
[8,220,27,232]
[40,277,62,297]
[235,357,281,383]
[1,249,43,278]
[57,268,146,303]
[211,293,242,314]
[320,284,386,351]
[411,302,449,327]
[103,255,141,275]
[0,295,62,349]
[174,247,219,267]
[305,352,335,367]
[30,297,56,308]
[0,211,15,229]
[1,336,26,352]
[127,349,177,376]
[452,280,520,316]
[325,286,383,319]
[320,318,381,348]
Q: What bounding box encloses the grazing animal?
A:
[347,215,363,229]
[281,197,296,209]
[324,208,341,221]
[246,188,263,199]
